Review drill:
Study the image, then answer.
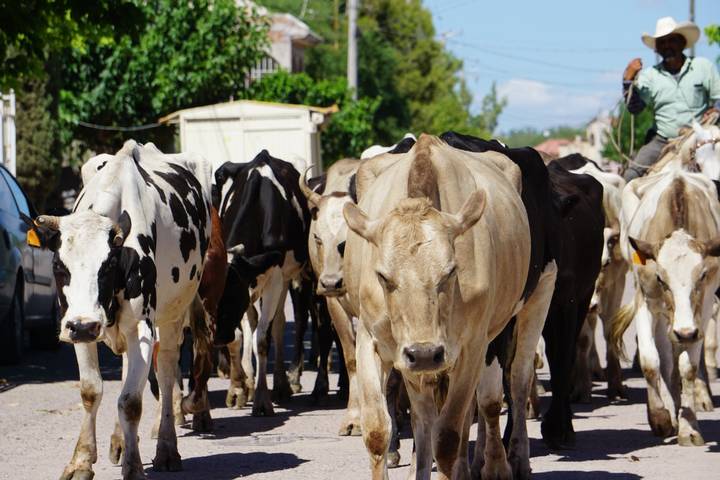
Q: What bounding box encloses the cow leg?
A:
[152,359,184,439]
[225,334,248,409]
[243,307,257,397]
[118,322,153,479]
[109,350,129,465]
[152,324,183,473]
[327,297,361,436]
[385,369,402,468]
[705,308,718,383]
[356,323,392,480]
[637,299,677,437]
[677,344,705,446]
[181,297,213,432]
[287,281,309,394]
[472,358,511,480]
[601,278,628,400]
[570,309,595,404]
[311,298,332,404]
[404,377,438,480]
[512,260,556,478]
[271,287,293,403]
[60,343,102,480]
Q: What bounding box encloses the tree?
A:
[602,104,654,165]
[499,125,584,149]
[59,0,269,154]
[15,76,60,209]
[0,0,143,88]
[706,24,720,64]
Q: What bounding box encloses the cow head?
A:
[29,210,133,343]
[344,191,485,373]
[691,123,720,180]
[215,245,283,345]
[630,230,720,344]
[601,226,621,269]
[300,169,351,296]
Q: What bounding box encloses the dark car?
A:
[0,165,57,364]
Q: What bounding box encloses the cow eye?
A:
[376,271,396,292]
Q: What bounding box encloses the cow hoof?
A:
[592,367,606,381]
[570,387,592,404]
[481,459,512,480]
[648,408,675,437]
[386,450,401,468]
[225,388,248,409]
[290,380,303,394]
[191,410,213,433]
[271,374,294,404]
[109,433,124,465]
[607,383,628,401]
[508,453,531,480]
[678,431,705,446]
[338,418,362,436]
[60,467,95,480]
[287,365,303,394]
[122,470,147,480]
[252,390,275,417]
[152,443,182,472]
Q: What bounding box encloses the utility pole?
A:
[690,0,695,56]
[347,0,358,100]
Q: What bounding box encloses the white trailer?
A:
[0,90,17,176]
[159,99,336,177]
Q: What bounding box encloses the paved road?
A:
[0,307,718,479]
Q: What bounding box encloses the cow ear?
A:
[629,236,655,263]
[445,189,486,238]
[343,203,379,244]
[703,236,720,257]
[27,214,62,251]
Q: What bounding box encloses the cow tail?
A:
[608,296,638,362]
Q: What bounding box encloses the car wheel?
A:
[29,300,60,350]
[0,287,24,364]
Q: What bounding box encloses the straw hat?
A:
[642,16,700,50]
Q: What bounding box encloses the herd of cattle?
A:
[23,118,720,480]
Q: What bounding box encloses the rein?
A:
[690,137,720,162]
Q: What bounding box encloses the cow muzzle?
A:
[672,327,700,344]
[403,342,446,372]
[61,318,103,343]
[317,274,345,296]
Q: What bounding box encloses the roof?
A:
[158,99,339,125]
[534,138,571,156]
[270,13,322,46]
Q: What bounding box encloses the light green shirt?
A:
[635,56,720,139]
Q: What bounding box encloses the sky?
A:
[423,0,720,134]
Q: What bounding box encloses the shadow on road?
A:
[145,451,308,479]
[533,472,641,480]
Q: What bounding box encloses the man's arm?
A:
[623,57,646,114]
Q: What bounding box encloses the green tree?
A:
[602,104,655,164]
[59,0,268,154]
[706,24,720,64]
[15,76,61,210]
[0,0,143,88]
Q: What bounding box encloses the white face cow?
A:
[344,193,484,373]
[630,230,720,343]
[33,210,136,343]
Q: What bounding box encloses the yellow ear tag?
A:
[632,251,646,266]
[27,229,41,248]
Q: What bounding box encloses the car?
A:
[0,164,57,364]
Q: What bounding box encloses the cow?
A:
[439,132,605,452]
[29,140,213,480]
[552,154,629,402]
[343,133,558,479]
[611,169,720,445]
[214,149,310,416]
[298,158,362,435]
[360,133,417,160]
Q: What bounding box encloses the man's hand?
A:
[702,107,719,123]
[623,58,643,82]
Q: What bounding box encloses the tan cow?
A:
[611,169,720,445]
[343,134,557,479]
[299,158,363,436]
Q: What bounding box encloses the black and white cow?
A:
[30,140,212,480]
[215,150,311,416]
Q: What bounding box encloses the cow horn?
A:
[35,215,61,230]
[299,166,322,207]
[111,224,124,247]
[227,244,245,257]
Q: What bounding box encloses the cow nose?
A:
[320,276,343,292]
[673,327,699,342]
[66,318,102,343]
[403,343,446,371]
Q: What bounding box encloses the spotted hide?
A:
[215,149,310,416]
[29,140,212,480]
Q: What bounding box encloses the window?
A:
[0,169,18,215]
[0,167,29,216]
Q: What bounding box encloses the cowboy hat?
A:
[642,16,700,50]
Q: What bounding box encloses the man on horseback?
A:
[622,16,720,181]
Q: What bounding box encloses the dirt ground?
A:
[1,308,719,479]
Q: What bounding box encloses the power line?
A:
[448,38,635,55]
[75,120,163,131]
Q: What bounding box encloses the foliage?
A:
[58,0,269,155]
[0,0,143,89]
[498,125,584,149]
[15,76,60,210]
[242,71,380,163]
[707,24,720,65]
